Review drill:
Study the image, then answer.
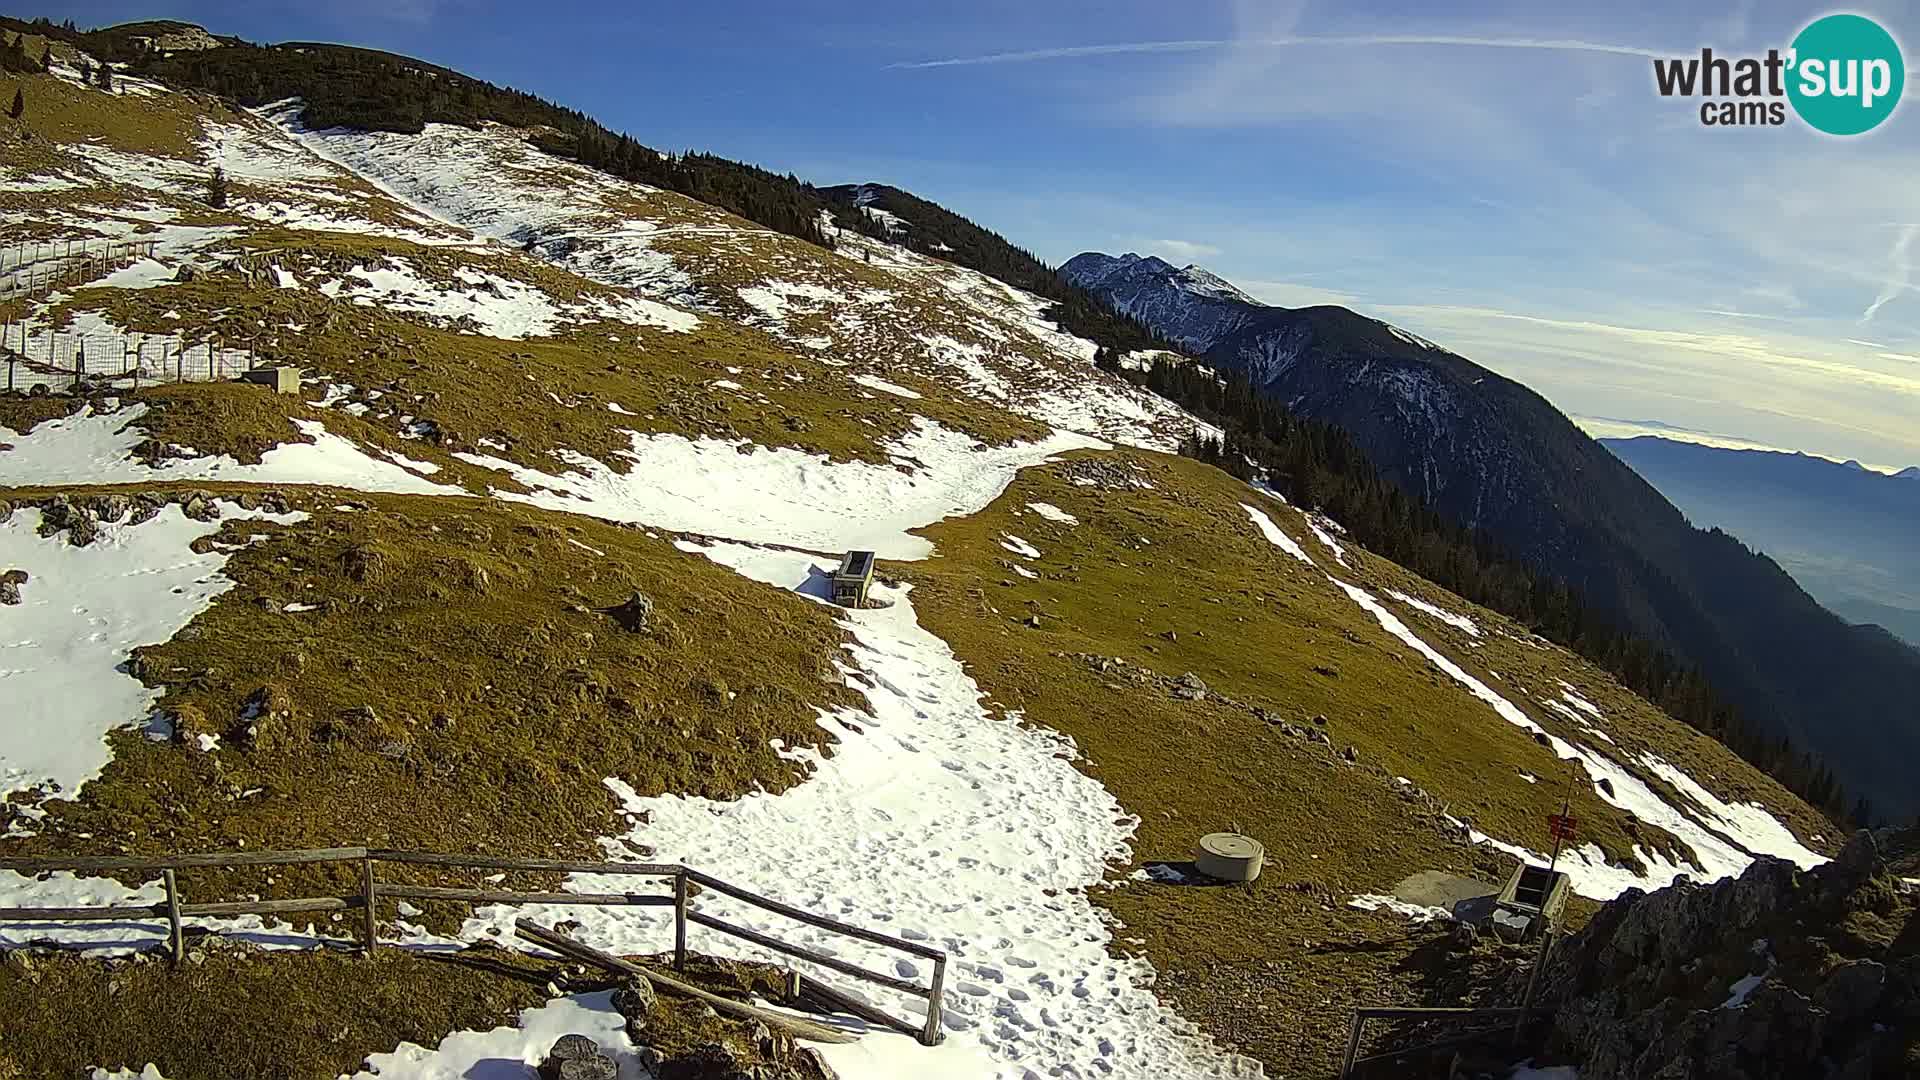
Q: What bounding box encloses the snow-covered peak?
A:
[1174,264,1258,305]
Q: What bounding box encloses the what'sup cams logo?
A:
[1654,13,1905,133]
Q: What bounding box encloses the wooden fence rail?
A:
[1338,1006,1550,1078]
[0,846,947,1047]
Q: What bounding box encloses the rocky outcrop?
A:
[1533,828,1919,1079]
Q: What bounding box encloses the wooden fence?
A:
[1,319,263,392]
[0,846,948,1047]
[0,239,159,299]
[1338,1005,1551,1077]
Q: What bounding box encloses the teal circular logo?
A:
[1787,14,1905,135]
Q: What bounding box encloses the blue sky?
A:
[46,0,1920,469]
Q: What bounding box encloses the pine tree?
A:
[208,166,228,209]
[78,59,90,83]
[39,45,51,73]
[9,87,22,121]
[97,63,113,91]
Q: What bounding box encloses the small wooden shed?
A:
[832,550,876,608]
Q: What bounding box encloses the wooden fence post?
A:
[673,868,688,972]
[163,869,184,966]
[920,954,947,1046]
[361,856,379,956]
[1339,1014,1365,1079]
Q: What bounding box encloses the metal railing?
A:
[0,846,948,1046]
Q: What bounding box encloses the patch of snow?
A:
[1721,971,1767,1010]
[347,993,645,1079]
[1304,516,1348,565]
[1025,501,1079,525]
[78,258,175,291]
[1240,503,1314,565]
[851,373,923,400]
[1348,894,1452,923]
[1387,590,1481,638]
[453,419,1103,560]
[999,534,1042,559]
[0,503,305,806]
[1,405,458,496]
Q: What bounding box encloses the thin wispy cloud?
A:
[886,34,1669,71]
[1148,238,1222,260]
[1862,224,1916,323]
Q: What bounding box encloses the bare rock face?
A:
[1532,828,1920,1080]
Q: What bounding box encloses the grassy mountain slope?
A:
[0,22,1841,1079]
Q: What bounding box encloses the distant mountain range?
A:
[1061,251,1920,819]
[1603,436,1920,650]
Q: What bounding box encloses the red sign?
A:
[1547,814,1578,841]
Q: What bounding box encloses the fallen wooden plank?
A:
[512,918,857,1045]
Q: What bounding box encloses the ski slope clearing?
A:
[0,501,305,813]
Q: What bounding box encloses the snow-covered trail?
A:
[1238,500,1824,902]
[453,540,1261,1079]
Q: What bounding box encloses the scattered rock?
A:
[1596,777,1615,799]
[599,590,655,633]
[181,492,220,522]
[537,1034,616,1080]
[87,493,130,524]
[0,499,11,523]
[1341,745,1359,764]
[340,544,386,583]
[1171,672,1208,700]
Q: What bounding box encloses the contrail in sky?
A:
[1862,224,1916,323]
[885,35,1671,70]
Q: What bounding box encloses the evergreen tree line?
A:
[125,40,839,248]
[0,18,845,250]
[1135,358,1866,826]
[825,184,1175,354]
